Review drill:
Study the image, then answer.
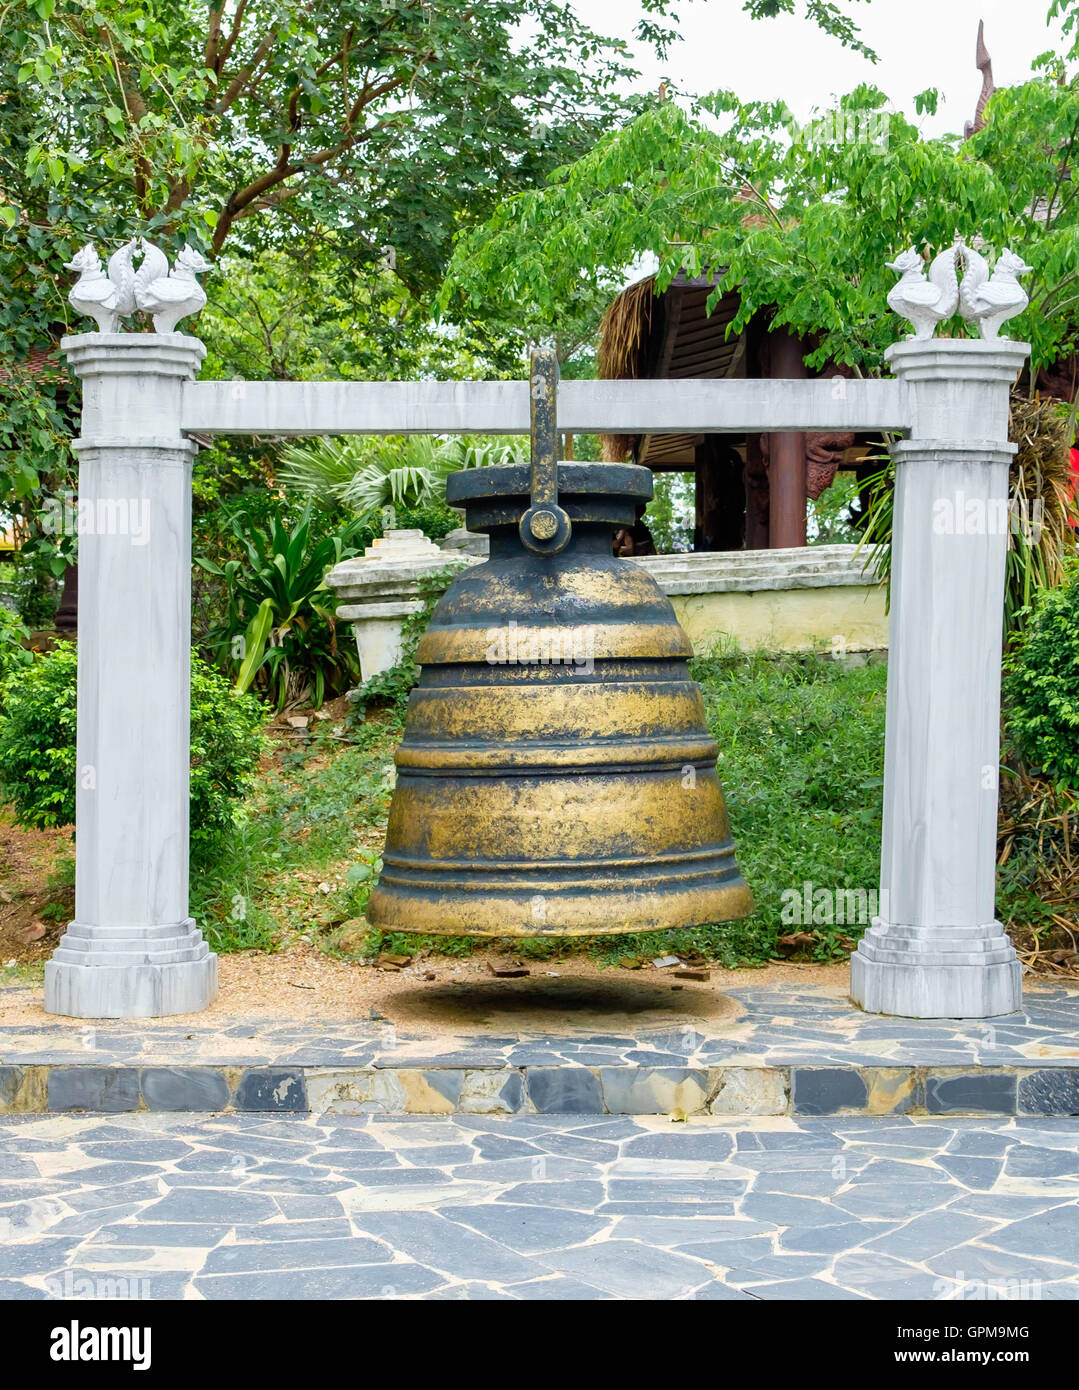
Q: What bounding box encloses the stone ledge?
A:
[437,537,882,596]
[634,544,880,595]
[3,1060,1078,1118]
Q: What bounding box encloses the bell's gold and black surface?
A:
[367,350,751,937]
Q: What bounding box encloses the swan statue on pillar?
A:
[66,238,210,334]
[65,238,137,332]
[133,241,211,334]
[885,243,960,340]
[958,241,1032,339]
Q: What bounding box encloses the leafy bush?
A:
[0,644,265,853]
[0,605,33,694]
[0,642,77,828]
[1004,565,1079,787]
[196,503,365,710]
[393,499,461,542]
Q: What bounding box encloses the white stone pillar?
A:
[45,333,217,1018]
[851,338,1029,1018]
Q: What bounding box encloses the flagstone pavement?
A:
[2,1111,1079,1300]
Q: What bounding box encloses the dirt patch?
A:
[0,811,72,966]
[0,944,848,1033]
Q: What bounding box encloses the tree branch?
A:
[216,0,251,73]
[204,2,224,73]
[214,28,279,113]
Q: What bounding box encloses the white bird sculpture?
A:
[106,238,138,319]
[65,239,137,332]
[886,244,960,340]
[133,241,211,333]
[958,242,1032,339]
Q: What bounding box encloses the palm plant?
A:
[277,434,527,517]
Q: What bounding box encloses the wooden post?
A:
[766,330,808,548]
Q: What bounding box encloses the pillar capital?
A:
[61,331,207,378]
[885,337,1030,385]
[886,338,1029,446]
[889,439,1017,466]
[61,333,206,450]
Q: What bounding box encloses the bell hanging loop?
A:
[519,346,573,556]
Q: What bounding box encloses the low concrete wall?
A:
[440,534,888,655]
[634,545,888,655]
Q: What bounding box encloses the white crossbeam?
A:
[180,376,911,437]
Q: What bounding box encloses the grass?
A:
[5,647,1064,972]
[190,711,400,954]
[581,650,889,965]
[195,650,890,967]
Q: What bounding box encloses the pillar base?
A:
[44,918,218,1018]
[850,919,1021,1019]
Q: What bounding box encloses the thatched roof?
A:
[597,272,743,465]
[597,277,658,462]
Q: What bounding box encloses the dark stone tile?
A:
[598,1201,738,1217]
[86,1223,233,1247]
[140,1068,230,1112]
[608,1177,745,1203]
[0,1066,23,1109]
[1018,1070,1079,1116]
[791,1068,869,1115]
[440,1202,609,1254]
[201,1236,391,1272]
[525,1068,604,1114]
[934,1155,1002,1189]
[47,1068,139,1113]
[351,1211,540,1283]
[195,1262,442,1299]
[1005,1145,1079,1179]
[536,1238,710,1298]
[497,1180,606,1210]
[779,1221,893,1254]
[80,1139,193,1162]
[925,1072,1017,1115]
[232,1220,352,1243]
[135,1189,279,1225]
[0,1238,81,1276]
[232,1069,308,1112]
[471,1134,541,1161]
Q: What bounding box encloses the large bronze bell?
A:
[367,350,752,937]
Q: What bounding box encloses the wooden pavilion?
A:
[597,272,868,550]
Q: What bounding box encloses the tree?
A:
[2,1,685,282]
[0,0,680,614]
[442,66,1079,381]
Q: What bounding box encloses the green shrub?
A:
[0,605,33,694]
[1004,565,1079,787]
[0,644,265,853]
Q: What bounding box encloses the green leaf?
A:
[234,599,275,694]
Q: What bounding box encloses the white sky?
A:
[573,0,1069,138]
